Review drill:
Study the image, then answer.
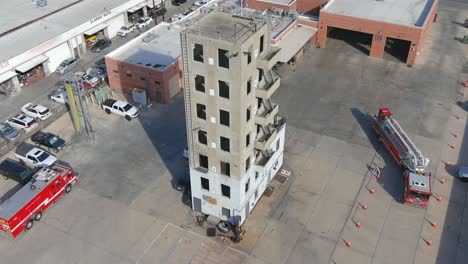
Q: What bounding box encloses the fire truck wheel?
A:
[25,220,33,230]
[34,212,42,221]
[65,184,72,193]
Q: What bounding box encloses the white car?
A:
[21,103,52,120]
[75,71,100,87]
[49,89,68,104]
[6,114,38,133]
[55,58,79,74]
[171,13,186,22]
[15,143,57,168]
[458,167,468,182]
[117,23,136,36]
[136,17,153,29]
[183,146,189,159]
[194,0,208,6]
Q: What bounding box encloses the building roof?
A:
[323,0,435,27]
[255,0,296,6]
[187,11,267,43]
[0,0,79,35]
[274,25,316,63]
[107,23,181,71]
[0,0,147,62]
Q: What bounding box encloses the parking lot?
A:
[0,0,467,264]
[0,0,199,122]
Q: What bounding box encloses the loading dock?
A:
[327,27,372,56]
[384,37,411,63]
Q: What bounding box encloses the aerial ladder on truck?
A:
[372,108,432,208]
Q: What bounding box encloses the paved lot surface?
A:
[0,0,467,264]
[242,1,466,263]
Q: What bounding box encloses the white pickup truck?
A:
[102,99,140,121]
[15,143,58,168]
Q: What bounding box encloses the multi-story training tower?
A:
[181,10,286,224]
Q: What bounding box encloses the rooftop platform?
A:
[107,23,181,71]
[186,11,268,43]
[323,0,435,27]
[274,25,316,63]
[255,0,296,6]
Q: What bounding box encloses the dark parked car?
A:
[175,170,191,192]
[154,7,167,17]
[31,131,66,152]
[172,0,186,6]
[91,39,112,52]
[0,159,39,185]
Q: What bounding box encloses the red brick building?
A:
[105,23,183,104]
[244,0,438,65]
[316,0,438,65]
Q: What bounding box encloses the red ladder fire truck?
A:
[0,161,78,238]
[372,108,431,208]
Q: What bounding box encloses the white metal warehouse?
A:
[0,0,161,94]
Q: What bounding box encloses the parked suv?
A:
[6,114,38,133]
[21,103,52,120]
[136,17,153,29]
[117,23,136,36]
[56,58,79,74]
[0,159,39,185]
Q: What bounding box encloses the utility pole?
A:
[161,0,165,22]
[152,0,158,24]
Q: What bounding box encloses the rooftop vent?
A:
[143,33,156,43]
[36,0,48,8]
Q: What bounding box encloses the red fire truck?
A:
[0,161,78,238]
[372,108,432,207]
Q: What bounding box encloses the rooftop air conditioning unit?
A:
[143,33,156,43]
[36,0,48,8]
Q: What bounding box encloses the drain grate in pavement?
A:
[274,175,288,185]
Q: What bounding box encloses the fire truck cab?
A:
[0,162,78,238]
[403,170,431,208]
